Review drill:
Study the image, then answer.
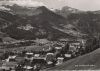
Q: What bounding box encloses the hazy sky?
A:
[0,0,100,11]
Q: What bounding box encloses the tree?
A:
[0,38,2,42]
[61,43,69,54]
[85,37,100,53]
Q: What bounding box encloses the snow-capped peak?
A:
[0,5,10,11]
[0,0,46,8]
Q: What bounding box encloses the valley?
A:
[0,2,100,71]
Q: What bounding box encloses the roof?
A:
[26,52,33,55]
[9,56,16,59]
[47,53,54,55]
[23,66,33,69]
[57,57,64,59]
[55,47,62,49]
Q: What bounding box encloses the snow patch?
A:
[0,0,46,7]
[0,5,10,11]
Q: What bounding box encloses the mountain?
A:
[55,6,84,18]
[67,12,100,36]
[0,5,81,40]
[0,11,20,29]
[0,4,100,40]
[2,4,45,16]
[3,4,100,40]
[55,6,100,36]
[48,48,100,70]
[93,10,100,14]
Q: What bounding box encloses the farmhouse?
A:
[25,52,34,61]
[68,41,81,52]
[56,57,64,65]
[6,55,17,62]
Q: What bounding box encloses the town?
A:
[0,37,98,71]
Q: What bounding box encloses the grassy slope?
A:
[47,48,100,70]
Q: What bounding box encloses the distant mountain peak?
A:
[55,6,84,18]
[0,5,10,11]
[62,6,82,13]
[37,6,48,10]
[1,4,48,16]
[0,0,45,7]
[93,10,100,14]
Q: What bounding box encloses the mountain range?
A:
[55,6,100,37]
[0,4,77,40]
[55,6,84,18]
[0,4,100,40]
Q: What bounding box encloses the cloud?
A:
[0,0,100,11]
[58,0,63,1]
[52,0,100,11]
[0,0,46,7]
[58,0,67,2]
[67,0,100,11]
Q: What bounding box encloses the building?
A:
[64,54,71,58]
[23,65,33,71]
[46,53,55,63]
[55,47,62,53]
[25,52,34,61]
[69,41,81,52]
[56,57,64,65]
[6,55,17,62]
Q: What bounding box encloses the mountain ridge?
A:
[0,5,79,40]
[0,5,100,40]
[55,6,100,37]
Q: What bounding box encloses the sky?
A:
[0,0,100,11]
